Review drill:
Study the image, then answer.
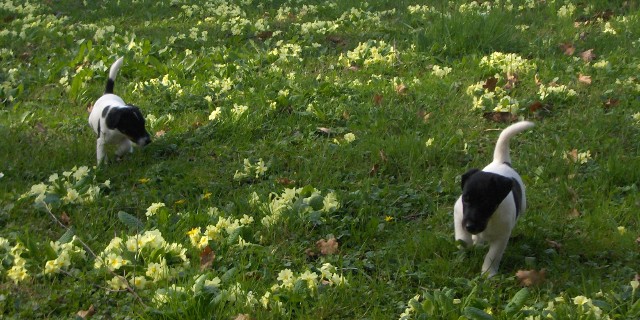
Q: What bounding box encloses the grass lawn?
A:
[1,0,639,318]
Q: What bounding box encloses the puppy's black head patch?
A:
[105,106,151,146]
[460,169,513,234]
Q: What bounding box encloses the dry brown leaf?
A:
[77,304,96,319]
[580,49,596,62]
[373,94,383,105]
[578,74,592,85]
[569,208,581,218]
[316,127,334,136]
[546,239,562,250]
[503,73,519,90]
[395,83,408,95]
[516,269,547,287]
[483,112,517,123]
[347,65,359,71]
[316,237,339,255]
[276,177,295,186]
[305,248,316,257]
[369,163,379,176]
[234,314,251,320]
[482,76,498,92]
[379,149,388,163]
[636,236,640,246]
[60,212,71,226]
[528,101,544,112]
[560,43,575,56]
[86,103,93,113]
[534,73,543,86]
[256,31,273,40]
[155,130,166,137]
[342,111,351,120]
[200,246,215,271]
[603,98,620,109]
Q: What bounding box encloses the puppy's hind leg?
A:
[96,137,107,165]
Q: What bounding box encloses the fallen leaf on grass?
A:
[316,237,339,255]
[369,163,379,176]
[578,74,592,85]
[60,212,71,226]
[342,111,350,119]
[417,110,431,123]
[155,130,166,137]
[528,101,544,112]
[373,94,383,105]
[86,103,93,113]
[395,83,408,95]
[77,304,95,319]
[482,76,498,92]
[200,246,215,271]
[483,112,517,123]
[256,31,273,40]
[603,98,619,109]
[546,239,562,250]
[560,43,575,56]
[580,49,596,62]
[276,177,295,186]
[379,150,388,163]
[316,127,334,136]
[636,236,640,246]
[503,73,518,90]
[234,314,251,320]
[569,208,581,218]
[516,269,546,287]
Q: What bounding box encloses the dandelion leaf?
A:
[57,227,75,244]
[504,287,529,314]
[117,211,145,231]
[463,306,494,320]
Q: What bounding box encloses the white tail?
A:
[493,121,534,164]
[108,57,124,81]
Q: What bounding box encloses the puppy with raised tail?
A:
[454,121,534,276]
[89,57,151,165]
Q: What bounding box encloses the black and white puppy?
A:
[88,57,151,165]
[454,121,534,276]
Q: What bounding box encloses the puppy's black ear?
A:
[105,108,122,129]
[461,169,480,189]
[490,174,513,202]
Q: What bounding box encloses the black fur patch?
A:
[511,178,522,217]
[105,106,151,145]
[105,79,115,94]
[102,105,111,117]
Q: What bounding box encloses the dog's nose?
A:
[465,222,482,234]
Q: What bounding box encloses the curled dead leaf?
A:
[528,101,544,112]
[395,83,408,95]
[546,239,562,250]
[379,149,388,163]
[60,212,71,226]
[515,269,547,287]
[569,208,581,218]
[86,103,93,113]
[483,112,517,123]
[316,237,339,255]
[316,127,334,136]
[200,246,215,271]
[503,73,519,90]
[256,31,273,40]
[276,177,295,186]
[580,49,596,62]
[560,43,575,56]
[603,98,619,109]
[578,74,592,85]
[482,76,498,92]
[77,304,96,319]
[373,94,383,105]
[369,163,379,177]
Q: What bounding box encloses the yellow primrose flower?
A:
[175,199,186,205]
[384,216,394,222]
[202,192,212,200]
[7,265,29,283]
[425,138,434,147]
[146,202,166,217]
[277,269,295,288]
[617,226,626,235]
[343,133,356,143]
[132,276,148,289]
[572,295,591,306]
[138,177,150,184]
